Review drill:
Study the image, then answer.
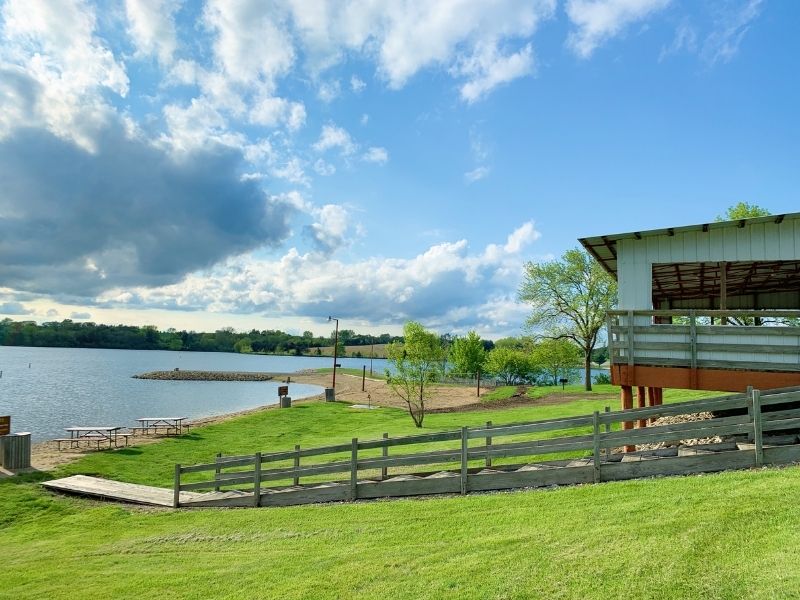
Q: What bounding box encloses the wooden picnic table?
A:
[134,417,189,436]
[59,426,126,450]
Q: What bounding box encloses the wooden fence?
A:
[607,309,800,372]
[174,386,800,508]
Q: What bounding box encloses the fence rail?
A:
[607,309,800,372]
[173,386,800,508]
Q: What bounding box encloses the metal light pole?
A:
[328,316,339,388]
[370,335,374,376]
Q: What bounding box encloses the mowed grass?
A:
[3,387,797,599]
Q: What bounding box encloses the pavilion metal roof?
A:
[578,212,800,280]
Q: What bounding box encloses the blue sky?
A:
[0,0,797,338]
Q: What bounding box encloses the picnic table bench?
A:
[132,417,190,436]
[57,426,130,450]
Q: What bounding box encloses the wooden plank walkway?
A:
[42,475,247,507]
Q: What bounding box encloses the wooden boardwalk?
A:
[43,475,248,507]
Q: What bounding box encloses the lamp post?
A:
[328,316,339,388]
[370,335,374,376]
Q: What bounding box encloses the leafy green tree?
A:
[385,322,446,427]
[716,202,771,221]
[519,248,617,391]
[532,339,582,385]
[484,347,537,385]
[233,337,253,353]
[449,331,486,378]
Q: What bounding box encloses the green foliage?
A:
[531,339,582,385]
[233,337,253,353]
[385,322,446,427]
[716,202,771,221]
[519,248,617,391]
[449,330,486,377]
[484,347,538,385]
[0,318,400,356]
[593,372,612,384]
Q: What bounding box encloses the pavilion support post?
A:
[621,385,635,452]
[636,386,647,428]
[647,387,657,424]
[720,261,728,325]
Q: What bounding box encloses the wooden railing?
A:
[608,310,800,372]
[173,386,800,507]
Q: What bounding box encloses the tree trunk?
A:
[584,353,592,392]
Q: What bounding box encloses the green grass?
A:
[2,387,794,599]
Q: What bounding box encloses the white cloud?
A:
[362,146,388,164]
[249,96,306,130]
[313,123,356,155]
[465,166,490,183]
[202,0,294,86]
[304,204,352,253]
[360,113,369,125]
[124,0,180,65]
[96,222,542,334]
[317,79,341,102]
[700,0,763,66]
[313,158,336,176]
[272,157,309,186]
[456,42,534,103]
[566,0,671,58]
[350,74,366,92]
[0,0,129,149]
[659,20,698,62]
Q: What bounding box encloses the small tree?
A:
[385,322,445,427]
[532,339,582,385]
[519,248,617,391]
[449,330,486,378]
[716,202,771,221]
[484,347,537,385]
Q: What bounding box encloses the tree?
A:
[484,347,537,385]
[385,322,446,427]
[449,330,486,377]
[233,337,253,353]
[532,339,582,386]
[519,248,617,391]
[716,202,771,221]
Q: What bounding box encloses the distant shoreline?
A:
[132,370,276,381]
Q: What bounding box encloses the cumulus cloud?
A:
[313,123,356,155]
[125,0,181,65]
[566,0,671,58]
[350,75,366,92]
[455,42,535,103]
[0,104,292,297]
[0,301,32,315]
[70,311,92,320]
[96,222,542,332]
[313,158,336,176]
[362,147,388,164]
[303,204,353,254]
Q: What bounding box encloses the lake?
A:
[0,346,390,442]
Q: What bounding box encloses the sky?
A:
[0,0,798,339]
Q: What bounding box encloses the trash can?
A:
[280,396,292,408]
[0,432,32,470]
[325,388,335,402]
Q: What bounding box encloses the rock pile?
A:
[636,411,726,450]
[133,370,274,381]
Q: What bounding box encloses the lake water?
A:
[0,346,390,442]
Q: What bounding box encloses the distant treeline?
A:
[0,318,402,355]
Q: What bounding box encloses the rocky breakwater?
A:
[133,370,275,381]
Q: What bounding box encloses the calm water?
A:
[0,346,390,442]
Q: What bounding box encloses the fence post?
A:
[381,433,388,480]
[293,444,300,486]
[485,421,492,468]
[746,385,754,442]
[593,411,601,483]
[603,406,611,461]
[173,464,181,508]
[477,370,481,398]
[350,438,359,501]
[752,389,763,467]
[627,310,634,366]
[460,426,468,495]
[253,452,262,507]
[214,452,222,492]
[689,310,697,371]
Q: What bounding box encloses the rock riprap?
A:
[133,370,274,381]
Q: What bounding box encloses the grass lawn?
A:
[2,388,797,599]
